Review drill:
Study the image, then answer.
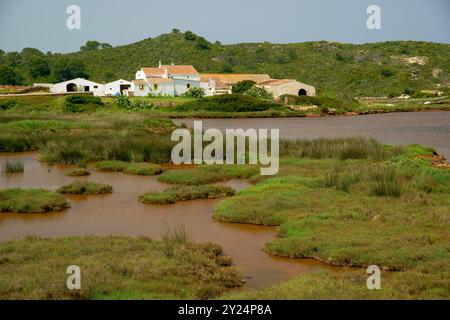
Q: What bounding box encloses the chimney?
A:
[171,60,174,66]
[158,60,162,68]
[164,68,168,78]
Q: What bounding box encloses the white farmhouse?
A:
[50,78,101,94]
[132,62,201,96]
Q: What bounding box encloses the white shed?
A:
[95,79,132,96]
[50,78,101,94]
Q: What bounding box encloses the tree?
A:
[51,57,89,82]
[246,86,273,100]
[100,43,112,49]
[195,37,210,50]
[28,56,51,78]
[80,40,101,51]
[172,28,180,34]
[232,80,256,94]
[184,31,197,41]
[0,65,21,85]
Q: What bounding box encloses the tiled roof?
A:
[161,65,199,75]
[200,74,271,85]
[142,68,165,76]
[146,78,174,84]
[259,79,298,86]
[132,79,147,85]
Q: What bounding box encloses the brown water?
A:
[0,152,337,290]
[173,111,450,159]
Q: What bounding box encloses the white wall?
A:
[51,78,101,93]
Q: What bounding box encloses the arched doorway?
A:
[298,89,307,96]
[66,83,78,92]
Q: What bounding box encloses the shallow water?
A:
[173,111,450,159]
[0,152,337,289]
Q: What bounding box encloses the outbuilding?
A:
[259,79,316,99]
[94,79,132,96]
[50,78,101,94]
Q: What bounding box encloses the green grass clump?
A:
[368,165,401,197]
[66,168,90,177]
[0,188,70,213]
[57,181,113,195]
[281,137,402,160]
[124,163,164,176]
[158,168,228,185]
[0,235,243,299]
[1,160,24,173]
[139,185,235,205]
[157,165,258,186]
[95,160,128,172]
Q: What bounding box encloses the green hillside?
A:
[1,30,449,97]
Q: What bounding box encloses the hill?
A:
[1,30,449,98]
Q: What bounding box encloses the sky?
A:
[1,0,449,53]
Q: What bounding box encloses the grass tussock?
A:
[95,160,128,172]
[124,163,164,176]
[1,160,24,173]
[281,137,403,160]
[157,165,259,186]
[0,188,70,213]
[368,165,401,197]
[0,235,243,299]
[139,185,235,205]
[66,168,90,177]
[57,181,113,195]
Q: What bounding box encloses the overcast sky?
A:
[1,0,449,53]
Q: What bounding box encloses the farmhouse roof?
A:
[132,79,147,85]
[146,78,174,84]
[259,79,298,87]
[142,68,165,76]
[161,65,199,75]
[200,74,271,85]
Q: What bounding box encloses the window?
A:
[94,85,98,89]
[153,84,158,90]
[187,84,191,89]
[139,85,144,90]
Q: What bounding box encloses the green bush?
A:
[183,87,205,98]
[114,95,153,110]
[63,94,103,113]
[174,94,280,112]
[246,86,273,100]
[232,80,256,94]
